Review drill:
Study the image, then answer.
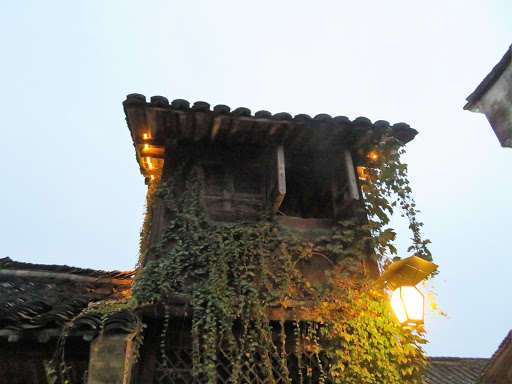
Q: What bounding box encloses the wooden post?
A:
[88,333,136,384]
[272,145,286,214]
[343,150,360,201]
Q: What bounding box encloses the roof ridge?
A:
[0,268,133,285]
[429,357,490,360]
[0,257,135,279]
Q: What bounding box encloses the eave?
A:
[123,94,418,184]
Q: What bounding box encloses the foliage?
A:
[131,135,433,384]
[313,266,427,383]
[358,136,432,263]
[45,291,140,384]
[133,165,313,381]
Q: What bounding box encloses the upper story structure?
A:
[124,94,417,254]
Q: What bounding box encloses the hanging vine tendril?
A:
[132,135,432,383]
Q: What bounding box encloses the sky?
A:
[0,0,511,358]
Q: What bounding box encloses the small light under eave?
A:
[144,144,149,149]
[368,151,378,160]
[146,157,151,163]
[357,166,367,180]
[143,133,148,139]
[149,163,153,169]
[151,175,155,180]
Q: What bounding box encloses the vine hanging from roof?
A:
[131,132,432,383]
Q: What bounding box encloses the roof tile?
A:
[426,357,489,384]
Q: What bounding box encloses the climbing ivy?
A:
[131,134,432,384]
[357,135,432,263]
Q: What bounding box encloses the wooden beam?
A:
[343,150,360,201]
[272,146,286,214]
[210,117,222,141]
[145,108,159,139]
[140,146,165,158]
[352,129,373,150]
[148,198,166,249]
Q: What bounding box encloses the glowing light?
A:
[368,151,378,160]
[390,286,424,327]
[143,133,148,139]
[144,144,149,149]
[146,157,151,163]
[151,175,155,180]
[149,163,153,169]
[357,166,367,180]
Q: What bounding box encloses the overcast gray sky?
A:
[1,0,511,358]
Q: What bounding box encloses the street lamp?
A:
[390,285,424,327]
[376,256,438,328]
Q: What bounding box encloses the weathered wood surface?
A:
[272,145,286,214]
[124,94,418,182]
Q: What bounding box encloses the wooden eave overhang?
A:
[123,94,418,183]
[464,45,512,111]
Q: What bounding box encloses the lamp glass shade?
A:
[390,286,424,326]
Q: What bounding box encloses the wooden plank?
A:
[145,108,159,139]
[193,112,210,141]
[210,116,222,141]
[125,105,148,141]
[229,118,240,135]
[147,197,166,252]
[344,150,360,201]
[272,146,286,214]
[232,118,255,144]
[140,146,165,158]
[352,129,373,150]
[223,173,233,211]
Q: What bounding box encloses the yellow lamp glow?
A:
[151,175,155,180]
[143,133,148,139]
[368,151,378,160]
[146,157,151,163]
[149,163,153,169]
[144,144,149,149]
[390,286,424,327]
[357,166,367,180]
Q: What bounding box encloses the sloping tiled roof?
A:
[477,330,512,383]
[123,94,419,182]
[0,257,135,337]
[425,357,489,384]
[464,44,512,111]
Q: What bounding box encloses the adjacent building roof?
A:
[123,94,419,182]
[0,257,135,340]
[477,330,512,383]
[426,357,490,384]
[463,45,512,147]
[464,45,512,111]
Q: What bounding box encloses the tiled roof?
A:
[0,257,135,338]
[123,94,418,182]
[477,330,512,383]
[0,257,134,280]
[425,357,489,384]
[464,44,512,110]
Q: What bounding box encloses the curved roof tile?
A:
[0,258,135,337]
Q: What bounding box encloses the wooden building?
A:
[123,94,418,383]
[0,94,420,383]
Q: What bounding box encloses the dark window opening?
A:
[280,151,333,218]
[279,149,352,219]
[201,144,266,221]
